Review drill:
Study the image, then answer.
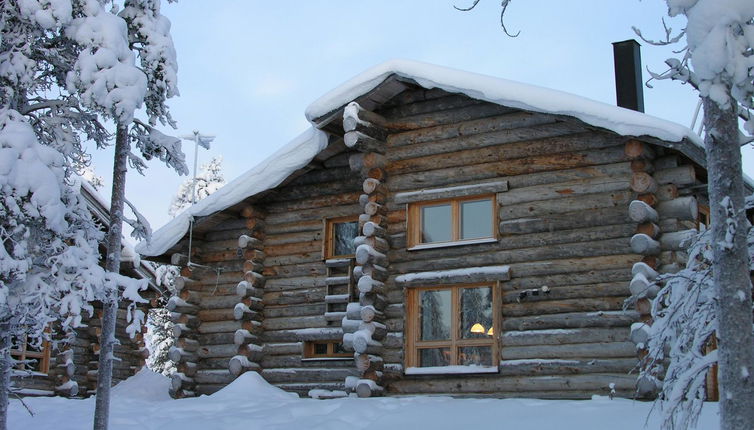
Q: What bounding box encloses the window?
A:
[11,336,51,374]
[407,195,496,249]
[303,340,351,359]
[323,216,359,259]
[406,284,499,370]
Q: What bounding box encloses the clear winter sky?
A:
[89,0,754,245]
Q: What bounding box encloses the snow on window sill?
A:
[404,365,499,376]
[408,237,498,251]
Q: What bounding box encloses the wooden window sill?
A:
[407,237,498,251]
[405,365,499,376]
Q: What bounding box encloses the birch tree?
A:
[456,1,754,429]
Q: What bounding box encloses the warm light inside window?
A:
[470,323,485,334]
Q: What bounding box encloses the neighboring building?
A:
[11,181,161,397]
[137,56,715,399]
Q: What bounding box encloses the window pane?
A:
[459,346,493,366]
[419,348,450,367]
[420,289,451,341]
[461,199,493,240]
[333,221,358,256]
[421,204,452,243]
[461,287,493,339]
[314,343,328,355]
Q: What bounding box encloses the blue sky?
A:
[89,1,754,239]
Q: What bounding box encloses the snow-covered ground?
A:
[8,369,720,429]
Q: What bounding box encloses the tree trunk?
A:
[0,324,11,430]
[92,125,129,430]
[703,96,754,430]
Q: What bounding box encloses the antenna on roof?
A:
[180,130,216,270]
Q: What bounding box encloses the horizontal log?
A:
[628,200,659,223]
[344,131,385,153]
[498,177,627,206]
[198,320,261,335]
[660,229,697,251]
[228,355,261,376]
[653,165,696,186]
[501,341,636,360]
[502,310,639,331]
[630,233,661,255]
[394,180,509,204]
[656,196,697,221]
[497,358,637,377]
[501,327,629,346]
[502,297,625,318]
[388,373,638,396]
[387,110,559,147]
[630,172,657,194]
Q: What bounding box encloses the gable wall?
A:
[375,88,642,398]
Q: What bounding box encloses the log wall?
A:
[375,88,645,398]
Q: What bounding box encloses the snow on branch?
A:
[123,197,152,243]
[131,119,188,176]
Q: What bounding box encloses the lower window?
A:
[303,340,351,359]
[11,336,51,374]
[406,283,499,369]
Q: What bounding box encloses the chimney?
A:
[612,39,645,112]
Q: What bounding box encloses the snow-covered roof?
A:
[306,59,702,145]
[136,128,329,256]
[139,59,703,258]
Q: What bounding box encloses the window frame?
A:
[405,282,500,370]
[302,340,352,360]
[406,194,497,250]
[11,335,52,374]
[323,215,360,259]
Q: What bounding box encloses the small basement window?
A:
[324,216,359,259]
[303,340,351,359]
[405,283,499,370]
[407,195,496,249]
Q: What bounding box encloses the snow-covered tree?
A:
[457,2,754,428]
[0,1,184,429]
[0,109,109,430]
[638,205,754,429]
[145,263,179,375]
[168,155,225,217]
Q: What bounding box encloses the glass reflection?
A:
[420,289,451,341]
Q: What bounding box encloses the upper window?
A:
[407,195,496,249]
[405,284,499,370]
[324,216,359,258]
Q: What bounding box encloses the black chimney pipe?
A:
[612,39,645,112]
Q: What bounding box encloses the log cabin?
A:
[11,182,160,398]
[137,51,722,400]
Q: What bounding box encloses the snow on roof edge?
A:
[305,59,702,146]
[136,127,329,257]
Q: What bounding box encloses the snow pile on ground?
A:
[8,369,721,430]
